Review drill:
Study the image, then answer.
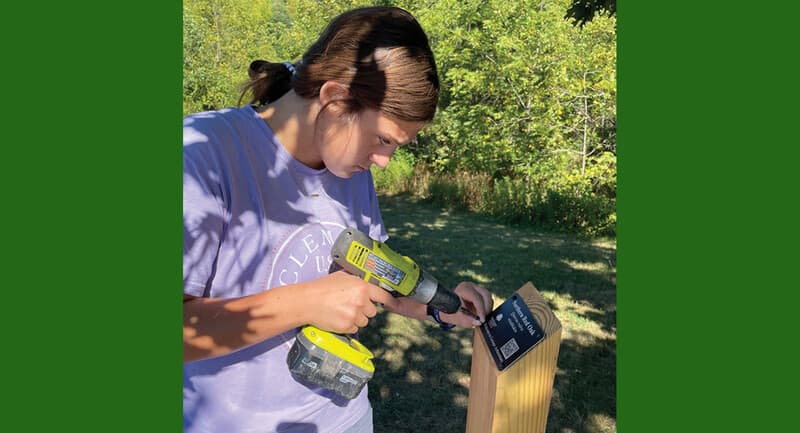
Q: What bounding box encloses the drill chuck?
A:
[427,281,462,314]
[413,270,461,313]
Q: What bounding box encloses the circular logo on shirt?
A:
[266,222,346,289]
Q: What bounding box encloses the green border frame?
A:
[6,1,797,431]
[618,2,798,432]
[4,2,182,431]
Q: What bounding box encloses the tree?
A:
[183,0,275,114]
[183,0,616,199]
[565,0,616,27]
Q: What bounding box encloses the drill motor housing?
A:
[287,227,462,400]
[330,228,461,314]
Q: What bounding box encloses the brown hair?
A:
[240,6,439,123]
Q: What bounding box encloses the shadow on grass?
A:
[360,310,474,433]
[364,193,616,433]
[548,332,617,433]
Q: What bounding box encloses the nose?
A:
[370,153,391,169]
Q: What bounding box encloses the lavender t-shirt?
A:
[183,105,385,433]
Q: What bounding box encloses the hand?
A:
[303,271,401,334]
[439,281,494,328]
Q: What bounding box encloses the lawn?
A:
[359,193,617,433]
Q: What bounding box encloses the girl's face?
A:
[317,108,423,179]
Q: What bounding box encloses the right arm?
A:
[183,270,401,363]
[182,120,404,362]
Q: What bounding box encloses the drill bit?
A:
[460,306,482,322]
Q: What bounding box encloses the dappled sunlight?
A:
[552,292,608,318]
[448,370,469,385]
[587,413,616,433]
[405,369,424,384]
[367,194,616,433]
[456,374,471,390]
[456,269,492,284]
[390,228,420,239]
[425,219,449,229]
[560,318,614,348]
[452,393,469,408]
[548,292,615,346]
[408,352,425,363]
[560,258,611,273]
[516,238,545,248]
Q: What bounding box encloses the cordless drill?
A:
[286,227,463,399]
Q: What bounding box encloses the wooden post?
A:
[465,282,562,433]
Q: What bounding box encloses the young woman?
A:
[183,7,493,433]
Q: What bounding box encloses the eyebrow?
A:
[392,129,417,147]
[382,133,402,147]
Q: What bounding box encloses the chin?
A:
[329,167,356,179]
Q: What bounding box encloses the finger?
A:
[455,284,488,320]
[459,304,482,321]
[366,284,401,310]
[458,309,483,327]
[466,284,493,318]
[441,311,482,328]
[473,284,494,313]
[363,302,378,318]
[355,315,369,328]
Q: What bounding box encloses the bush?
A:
[428,171,491,212]
[373,160,615,236]
[371,148,416,195]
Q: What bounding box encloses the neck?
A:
[257,90,323,169]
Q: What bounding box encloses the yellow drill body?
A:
[286,227,461,399]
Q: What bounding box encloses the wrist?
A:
[426,305,456,331]
[260,284,309,329]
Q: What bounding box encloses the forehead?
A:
[361,109,424,144]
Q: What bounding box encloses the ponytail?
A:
[238,60,296,106]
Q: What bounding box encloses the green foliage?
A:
[411,0,616,178]
[183,0,616,235]
[376,162,615,236]
[481,173,615,236]
[566,0,616,27]
[183,0,276,114]
[371,147,417,195]
[427,171,490,212]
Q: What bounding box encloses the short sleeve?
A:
[183,122,227,297]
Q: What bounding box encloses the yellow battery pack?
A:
[287,326,375,400]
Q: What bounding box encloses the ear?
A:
[318,81,350,109]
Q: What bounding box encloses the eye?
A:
[378,136,393,147]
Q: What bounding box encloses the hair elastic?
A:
[282,61,297,76]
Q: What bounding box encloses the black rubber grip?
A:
[428,283,461,314]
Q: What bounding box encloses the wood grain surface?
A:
[466,282,562,433]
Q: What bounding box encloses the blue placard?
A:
[479,293,546,371]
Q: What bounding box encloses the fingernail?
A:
[472,320,482,327]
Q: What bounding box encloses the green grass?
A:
[360,193,616,433]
